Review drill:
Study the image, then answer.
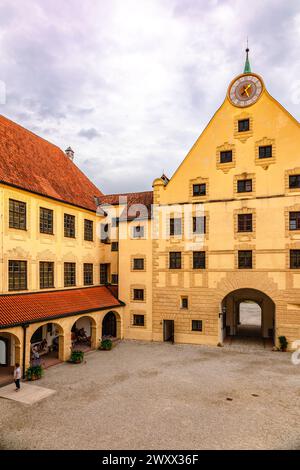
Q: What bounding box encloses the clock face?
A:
[229,74,263,107]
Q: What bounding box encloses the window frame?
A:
[289,175,300,189]
[8,260,27,291]
[133,288,144,301]
[238,250,253,269]
[193,216,206,235]
[83,263,93,286]
[64,214,76,238]
[133,314,145,326]
[220,150,233,164]
[289,212,300,231]
[258,145,272,159]
[84,219,93,242]
[169,252,182,270]
[40,207,54,235]
[133,258,145,270]
[193,183,206,197]
[238,118,250,132]
[111,241,119,252]
[290,250,300,269]
[169,217,182,236]
[192,320,203,332]
[238,214,253,233]
[193,251,206,269]
[64,262,76,287]
[237,179,252,193]
[40,261,54,289]
[9,199,26,231]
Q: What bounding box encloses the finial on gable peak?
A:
[243,39,251,74]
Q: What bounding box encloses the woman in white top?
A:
[14,363,21,391]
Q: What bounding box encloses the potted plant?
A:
[278,336,288,352]
[26,365,44,381]
[99,339,113,351]
[70,350,84,364]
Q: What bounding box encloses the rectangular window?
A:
[133,314,145,326]
[193,251,206,269]
[181,297,188,309]
[238,119,250,132]
[238,214,253,232]
[289,175,300,189]
[100,264,109,285]
[193,183,206,196]
[40,208,53,234]
[111,274,119,285]
[192,320,203,332]
[237,179,252,193]
[83,263,93,286]
[290,250,300,269]
[84,219,93,241]
[169,252,181,269]
[193,216,206,234]
[64,214,75,238]
[289,212,300,231]
[133,289,144,301]
[170,218,182,236]
[220,150,232,164]
[111,241,119,252]
[133,226,145,238]
[238,250,252,269]
[133,258,145,270]
[259,145,272,159]
[9,199,26,230]
[64,262,76,287]
[40,262,54,289]
[8,260,27,291]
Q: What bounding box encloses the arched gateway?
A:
[221,288,275,345]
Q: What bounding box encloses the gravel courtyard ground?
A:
[0,340,299,450]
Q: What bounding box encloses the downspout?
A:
[22,324,29,379]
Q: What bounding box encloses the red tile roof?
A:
[0,286,123,328]
[99,190,153,207]
[0,115,103,211]
[99,191,153,220]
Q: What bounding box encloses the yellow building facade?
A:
[1,55,300,383]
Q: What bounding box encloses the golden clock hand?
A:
[243,84,251,97]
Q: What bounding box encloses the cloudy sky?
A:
[0,0,299,194]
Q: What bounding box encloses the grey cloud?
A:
[78,128,102,140]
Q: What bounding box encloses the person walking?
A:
[14,363,21,392]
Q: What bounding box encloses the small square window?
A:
[133,314,145,326]
[237,179,252,193]
[192,320,202,332]
[133,258,144,270]
[259,145,272,159]
[181,297,188,309]
[289,175,300,189]
[193,183,206,197]
[290,250,300,269]
[111,274,118,285]
[238,251,252,269]
[133,289,144,301]
[220,150,232,164]
[238,119,250,132]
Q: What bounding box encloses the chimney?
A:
[65,147,74,161]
